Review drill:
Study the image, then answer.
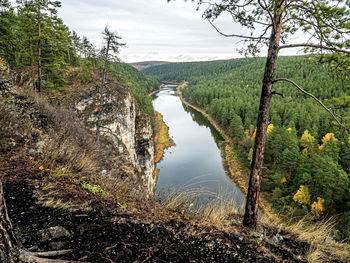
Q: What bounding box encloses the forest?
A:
[1,0,350,261]
[0,0,157,117]
[144,56,350,238]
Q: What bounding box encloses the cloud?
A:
[9,0,307,62]
[54,0,246,62]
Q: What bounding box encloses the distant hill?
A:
[129,61,171,70]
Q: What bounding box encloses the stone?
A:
[28,149,36,155]
[251,231,264,239]
[39,226,72,243]
[232,232,246,242]
[49,241,68,250]
[270,234,284,244]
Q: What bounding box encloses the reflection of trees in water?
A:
[151,86,178,99]
[182,103,224,147]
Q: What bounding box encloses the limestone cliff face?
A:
[74,83,155,194]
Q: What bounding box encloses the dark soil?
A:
[1,155,313,263]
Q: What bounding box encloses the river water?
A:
[152,85,246,213]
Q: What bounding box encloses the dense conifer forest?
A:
[0,0,157,116]
[1,0,350,261]
[144,56,350,238]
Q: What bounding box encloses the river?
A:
[152,85,246,213]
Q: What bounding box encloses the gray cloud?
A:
[55,0,246,62]
[9,0,306,62]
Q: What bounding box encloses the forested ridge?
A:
[144,56,350,238]
[113,62,158,117]
[0,0,157,116]
[1,0,350,261]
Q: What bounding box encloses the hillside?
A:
[1,73,349,262]
[112,62,159,117]
[130,61,171,70]
[1,1,350,262]
[144,56,350,240]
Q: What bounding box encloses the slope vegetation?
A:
[144,56,350,239]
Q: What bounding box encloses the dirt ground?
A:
[1,155,318,263]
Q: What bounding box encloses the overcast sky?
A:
[57,0,249,63]
[11,0,305,63]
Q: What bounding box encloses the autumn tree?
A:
[174,0,350,229]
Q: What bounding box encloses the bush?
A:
[77,70,93,84]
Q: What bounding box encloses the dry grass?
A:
[25,91,104,180]
[198,197,242,224]
[160,187,211,213]
[1,87,147,208]
[159,184,244,226]
[286,216,350,263]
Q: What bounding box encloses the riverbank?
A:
[153,110,173,163]
[176,82,278,221]
[148,84,164,96]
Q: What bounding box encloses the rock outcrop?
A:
[1,75,155,196]
[73,82,155,194]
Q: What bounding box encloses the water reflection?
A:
[152,85,246,213]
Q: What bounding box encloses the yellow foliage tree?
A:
[251,123,273,140]
[0,57,9,76]
[244,129,250,138]
[311,197,325,217]
[293,185,310,208]
[319,133,338,150]
[300,130,315,151]
[248,148,253,164]
[267,123,274,134]
[251,129,256,141]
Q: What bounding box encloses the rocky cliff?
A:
[72,81,156,194]
[1,73,155,196]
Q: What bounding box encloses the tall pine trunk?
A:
[30,43,36,89]
[243,0,285,229]
[37,0,42,92]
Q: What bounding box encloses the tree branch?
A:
[270,91,284,98]
[19,249,85,263]
[208,20,270,40]
[279,43,350,54]
[258,0,274,32]
[273,78,349,130]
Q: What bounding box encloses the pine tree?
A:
[16,0,62,91]
[0,1,17,66]
[173,0,350,229]
[96,26,125,138]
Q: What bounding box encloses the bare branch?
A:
[270,91,284,98]
[273,78,349,130]
[19,249,86,263]
[279,43,350,54]
[258,0,274,31]
[207,20,270,40]
[30,250,74,257]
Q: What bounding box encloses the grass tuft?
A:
[286,216,350,262]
